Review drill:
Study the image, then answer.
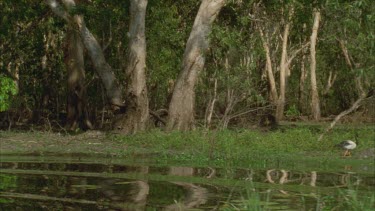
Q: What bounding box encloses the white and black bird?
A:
[336,135,358,157]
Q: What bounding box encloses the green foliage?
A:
[285,105,300,117]
[146,1,192,109]
[1,0,374,127]
[0,75,17,111]
[0,174,17,204]
[321,0,375,110]
[0,174,17,190]
[320,188,375,211]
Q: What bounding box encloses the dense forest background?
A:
[0,0,374,133]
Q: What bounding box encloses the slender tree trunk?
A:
[310,9,321,120]
[276,22,290,121]
[205,79,217,129]
[323,70,337,95]
[114,0,149,134]
[46,0,124,107]
[65,23,92,130]
[299,49,307,112]
[166,0,226,131]
[299,24,308,113]
[258,27,278,104]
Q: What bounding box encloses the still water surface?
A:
[0,156,374,210]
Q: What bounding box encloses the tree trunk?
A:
[310,9,321,120]
[65,23,92,130]
[276,22,290,121]
[166,0,226,131]
[114,0,149,134]
[299,24,308,113]
[46,0,124,107]
[258,27,278,104]
[299,48,307,113]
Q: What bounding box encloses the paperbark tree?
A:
[113,0,149,134]
[166,0,226,131]
[275,19,291,120]
[46,0,124,107]
[257,4,307,121]
[310,9,321,120]
[258,27,278,103]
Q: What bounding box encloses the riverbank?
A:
[1,123,374,172]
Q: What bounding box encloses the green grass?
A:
[1,124,374,172]
[318,189,375,211]
[219,186,375,211]
[110,124,374,171]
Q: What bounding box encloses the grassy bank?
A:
[1,123,374,171]
[112,124,374,170]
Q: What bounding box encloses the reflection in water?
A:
[165,167,208,210]
[0,158,374,210]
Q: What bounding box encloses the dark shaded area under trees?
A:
[0,0,374,133]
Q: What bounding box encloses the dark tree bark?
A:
[65,23,92,130]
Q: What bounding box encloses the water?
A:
[0,156,374,210]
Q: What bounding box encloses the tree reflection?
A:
[0,161,372,210]
[164,167,208,210]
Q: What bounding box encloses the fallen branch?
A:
[318,93,366,141]
[150,110,167,125]
[229,105,273,120]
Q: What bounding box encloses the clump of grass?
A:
[319,189,375,211]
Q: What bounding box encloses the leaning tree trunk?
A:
[258,27,278,104]
[166,0,226,131]
[114,0,149,134]
[310,9,321,120]
[46,0,124,107]
[65,23,92,131]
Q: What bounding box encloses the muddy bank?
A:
[0,131,128,157]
